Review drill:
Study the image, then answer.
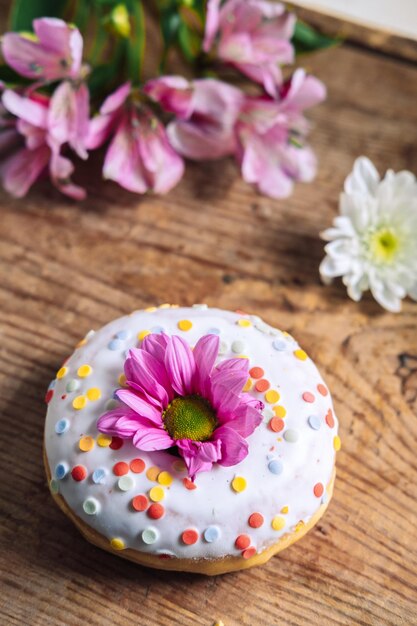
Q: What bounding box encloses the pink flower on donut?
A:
[97,333,264,479]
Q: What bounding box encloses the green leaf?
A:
[9,0,69,31]
[293,20,341,54]
[177,21,201,62]
[0,64,31,85]
[126,0,145,83]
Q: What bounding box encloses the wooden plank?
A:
[0,38,417,626]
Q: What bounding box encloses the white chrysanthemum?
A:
[320,157,417,312]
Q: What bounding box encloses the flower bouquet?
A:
[0,0,334,200]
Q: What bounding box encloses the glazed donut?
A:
[44,305,340,575]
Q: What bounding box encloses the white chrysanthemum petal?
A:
[344,156,380,197]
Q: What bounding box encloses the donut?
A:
[44,305,340,574]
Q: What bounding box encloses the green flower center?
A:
[368,228,400,264]
[163,395,217,442]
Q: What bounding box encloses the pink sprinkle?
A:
[302,392,315,403]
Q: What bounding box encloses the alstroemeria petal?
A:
[2,90,48,129]
[0,145,49,198]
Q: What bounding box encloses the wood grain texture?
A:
[1,38,417,626]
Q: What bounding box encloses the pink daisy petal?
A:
[177,439,222,480]
[125,348,172,407]
[193,333,219,396]
[97,407,138,437]
[132,426,174,451]
[165,335,196,396]
[215,425,249,466]
[116,389,162,424]
[223,403,264,437]
[141,332,170,364]
[215,357,249,373]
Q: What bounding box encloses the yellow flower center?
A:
[163,395,217,441]
[368,228,400,264]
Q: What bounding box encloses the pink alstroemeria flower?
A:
[98,333,264,479]
[2,17,83,82]
[87,82,184,194]
[235,69,326,198]
[0,89,86,199]
[144,76,244,160]
[203,0,295,97]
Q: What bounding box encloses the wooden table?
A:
[1,29,417,626]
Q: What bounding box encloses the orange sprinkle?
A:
[71,465,87,481]
[130,458,145,474]
[249,367,264,379]
[146,466,160,481]
[183,477,197,490]
[147,503,165,519]
[132,495,148,512]
[255,379,270,392]
[235,534,251,550]
[325,409,335,428]
[248,512,264,528]
[182,529,199,545]
[242,547,257,560]
[314,482,324,498]
[113,462,129,476]
[269,417,284,433]
[317,384,328,396]
[302,391,315,403]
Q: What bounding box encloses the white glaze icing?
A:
[44,306,339,561]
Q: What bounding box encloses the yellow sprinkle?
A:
[56,366,68,380]
[271,516,286,531]
[333,435,341,451]
[231,476,247,493]
[145,306,157,313]
[273,405,287,418]
[265,389,280,404]
[87,387,101,401]
[243,378,252,392]
[149,486,165,502]
[294,349,308,361]
[237,355,249,359]
[280,506,289,514]
[97,434,112,447]
[110,538,125,551]
[159,303,171,309]
[237,319,252,327]
[178,319,192,331]
[137,330,151,341]
[146,466,160,481]
[295,521,305,533]
[79,435,95,452]
[72,395,87,410]
[158,471,173,486]
[172,460,186,472]
[118,373,127,387]
[77,364,92,378]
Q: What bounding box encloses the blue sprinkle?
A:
[150,326,165,334]
[48,379,56,390]
[204,526,220,542]
[92,468,107,484]
[55,418,69,435]
[321,493,328,505]
[272,339,287,351]
[268,459,283,475]
[55,462,69,480]
[308,415,321,430]
[115,330,130,340]
[108,338,123,351]
[207,327,221,335]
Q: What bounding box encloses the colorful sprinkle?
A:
[281,506,289,514]
[146,466,160,481]
[71,465,87,481]
[66,379,80,392]
[118,373,127,387]
[55,462,69,480]
[235,534,250,550]
[49,478,59,494]
[273,405,287,418]
[113,462,129,476]
[110,538,125,551]
[172,459,187,472]
[333,435,341,451]
[302,392,315,403]
[87,387,102,401]
[118,476,135,491]
[45,389,54,404]
[271,516,286,531]
[248,512,264,528]
[255,379,270,392]
[317,384,328,396]
[294,349,308,361]
[265,389,280,404]
[314,482,324,497]
[326,409,335,428]
[97,433,112,447]
[242,547,257,559]
[83,498,100,515]
[109,436,123,450]
[207,327,220,335]
[178,320,192,331]
[137,330,151,341]
[147,503,165,519]
[308,415,321,430]
[269,417,284,433]
[56,366,68,379]
[243,378,252,392]
[295,521,305,532]
[231,476,247,492]
[149,486,165,502]
[79,436,94,452]
[231,340,246,354]
[72,395,87,410]
[116,330,130,340]
[130,458,145,474]
[183,477,197,490]
[237,319,252,328]
[268,459,283,475]
[204,526,220,543]
[55,418,70,435]
[132,494,148,512]
[218,340,228,355]
[92,468,106,484]
[283,429,299,443]
[108,339,123,351]
[142,527,159,544]
[157,471,173,486]
[272,339,287,351]
[249,366,264,379]
[77,364,92,378]
[182,529,199,545]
